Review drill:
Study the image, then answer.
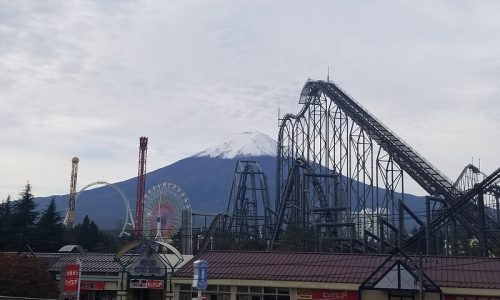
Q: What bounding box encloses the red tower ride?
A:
[135,137,148,238]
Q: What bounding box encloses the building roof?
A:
[174,250,500,289]
[46,253,123,273]
[423,255,500,289]
[44,252,193,273]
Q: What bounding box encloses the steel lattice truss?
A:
[453,165,500,223]
[226,160,273,241]
[268,79,500,255]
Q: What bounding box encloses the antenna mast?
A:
[135,137,148,238]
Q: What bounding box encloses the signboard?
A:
[130,279,164,289]
[128,256,165,277]
[193,260,208,289]
[297,289,357,300]
[445,296,500,300]
[63,263,80,292]
[80,280,104,291]
[297,289,313,300]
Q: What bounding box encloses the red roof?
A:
[423,256,500,289]
[174,250,500,289]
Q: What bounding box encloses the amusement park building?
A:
[172,250,500,300]
[31,251,193,300]
[9,250,500,300]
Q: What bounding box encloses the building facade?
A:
[14,249,500,300]
[172,250,500,300]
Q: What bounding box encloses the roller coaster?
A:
[203,79,500,256]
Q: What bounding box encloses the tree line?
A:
[0,182,118,253]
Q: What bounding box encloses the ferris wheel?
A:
[143,182,186,242]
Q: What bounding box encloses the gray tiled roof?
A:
[41,252,192,273]
[47,253,123,273]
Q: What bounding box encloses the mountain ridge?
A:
[34,132,279,229]
[34,131,427,231]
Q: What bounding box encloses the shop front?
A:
[46,240,192,300]
[297,289,358,300]
[79,280,117,300]
[128,277,165,300]
[172,250,500,300]
[177,284,360,300]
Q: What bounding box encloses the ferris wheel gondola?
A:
[143,182,186,242]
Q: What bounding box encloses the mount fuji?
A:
[194,131,277,158]
[35,132,278,230]
[35,131,426,232]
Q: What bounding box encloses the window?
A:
[219,286,230,292]
[180,285,230,300]
[237,286,290,300]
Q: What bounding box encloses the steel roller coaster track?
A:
[270,79,500,254]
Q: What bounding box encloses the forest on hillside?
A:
[0,183,119,253]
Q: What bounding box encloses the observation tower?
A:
[64,156,79,226]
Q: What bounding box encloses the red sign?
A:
[80,280,104,290]
[311,290,357,300]
[63,263,80,292]
[130,279,164,289]
[445,296,500,300]
[147,280,164,289]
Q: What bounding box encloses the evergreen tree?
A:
[62,215,117,253]
[94,231,119,253]
[75,215,90,250]
[36,198,65,252]
[89,220,99,247]
[11,183,39,251]
[0,195,13,250]
[76,215,100,251]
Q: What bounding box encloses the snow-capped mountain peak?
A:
[194,131,277,159]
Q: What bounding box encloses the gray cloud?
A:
[1,0,499,198]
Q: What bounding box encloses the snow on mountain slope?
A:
[194,131,277,159]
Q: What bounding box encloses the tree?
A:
[94,230,120,253]
[0,253,58,297]
[61,215,118,253]
[0,195,13,250]
[76,215,100,251]
[11,183,39,251]
[275,224,317,252]
[36,198,65,252]
[88,220,100,251]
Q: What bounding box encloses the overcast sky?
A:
[1,0,499,199]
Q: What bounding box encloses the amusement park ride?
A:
[63,79,500,257]
[63,137,192,252]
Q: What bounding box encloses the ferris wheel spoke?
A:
[143,182,186,242]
